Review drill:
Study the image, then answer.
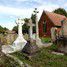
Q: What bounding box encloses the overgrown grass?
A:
[31,48,67,67]
[11,47,67,67]
[11,51,31,64]
[0,53,20,67]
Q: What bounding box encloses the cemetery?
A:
[0,8,67,67]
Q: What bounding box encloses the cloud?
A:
[0,0,64,30]
[16,0,41,2]
[0,21,16,30]
[37,3,60,20]
[63,3,67,8]
[0,3,59,18]
[0,5,34,18]
[16,0,28,2]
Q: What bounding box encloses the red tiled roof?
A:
[44,11,67,26]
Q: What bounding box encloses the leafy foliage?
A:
[49,44,58,51]
[0,25,8,34]
[12,26,18,33]
[22,24,29,34]
[41,37,51,43]
[31,14,36,24]
[24,18,29,23]
[53,8,67,17]
[31,14,36,33]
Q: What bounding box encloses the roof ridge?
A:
[43,10,67,26]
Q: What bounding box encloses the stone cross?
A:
[34,8,39,39]
[28,19,35,39]
[16,19,25,37]
[33,8,44,47]
[2,19,27,54]
[36,15,39,39]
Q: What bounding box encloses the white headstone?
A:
[2,19,27,54]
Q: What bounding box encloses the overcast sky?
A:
[0,0,67,30]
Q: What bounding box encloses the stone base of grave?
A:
[36,38,52,48]
[36,38,44,48]
[22,40,39,55]
[2,36,27,54]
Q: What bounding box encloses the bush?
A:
[49,44,58,51]
[41,37,51,43]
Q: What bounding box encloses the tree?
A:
[31,14,36,24]
[53,8,67,17]
[12,26,18,33]
[24,18,29,23]
[0,26,8,34]
[3,27,8,31]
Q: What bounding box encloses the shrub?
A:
[41,37,51,43]
[49,44,58,51]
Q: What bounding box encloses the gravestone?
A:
[35,11,46,47]
[22,19,39,55]
[27,19,35,40]
[2,19,27,54]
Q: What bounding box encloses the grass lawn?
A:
[11,46,67,67]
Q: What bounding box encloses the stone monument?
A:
[13,19,27,50]
[28,19,35,40]
[22,19,38,55]
[34,8,52,48]
[34,8,44,47]
[2,19,27,54]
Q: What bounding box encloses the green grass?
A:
[11,47,67,67]
[31,48,67,67]
[41,37,51,43]
[49,44,58,51]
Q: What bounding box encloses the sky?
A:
[0,0,67,30]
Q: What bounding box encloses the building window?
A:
[43,20,47,33]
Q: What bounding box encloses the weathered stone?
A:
[2,19,27,54]
[22,41,39,55]
[52,51,64,55]
[56,36,67,53]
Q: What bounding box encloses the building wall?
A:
[63,22,67,36]
[39,11,54,37]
